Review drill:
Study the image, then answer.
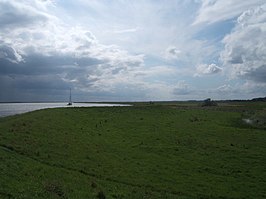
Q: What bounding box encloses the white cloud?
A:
[112,28,138,34]
[221,4,266,83]
[217,84,233,92]
[193,0,265,25]
[195,63,222,75]
[0,44,23,63]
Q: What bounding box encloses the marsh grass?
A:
[0,102,265,198]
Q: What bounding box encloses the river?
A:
[0,102,130,117]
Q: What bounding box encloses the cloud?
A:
[0,0,149,101]
[0,0,52,29]
[193,0,265,25]
[210,82,266,99]
[240,81,266,95]
[221,4,266,83]
[1,0,264,101]
[173,81,192,95]
[72,0,202,58]
[164,46,182,60]
[195,63,222,75]
[217,84,233,92]
[113,28,138,34]
[0,43,23,63]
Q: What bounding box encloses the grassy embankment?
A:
[0,102,265,198]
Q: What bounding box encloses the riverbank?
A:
[0,102,131,117]
[0,102,265,198]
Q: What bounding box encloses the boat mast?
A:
[69,88,72,103]
[67,88,72,105]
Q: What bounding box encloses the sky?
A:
[0,0,266,102]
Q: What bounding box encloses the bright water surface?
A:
[0,103,130,117]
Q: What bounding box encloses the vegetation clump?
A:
[201,98,218,107]
[242,110,266,129]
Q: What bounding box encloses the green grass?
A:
[0,103,266,198]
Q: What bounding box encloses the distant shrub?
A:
[201,98,218,107]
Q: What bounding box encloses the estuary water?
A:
[0,102,130,117]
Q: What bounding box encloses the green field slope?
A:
[0,104,265,198]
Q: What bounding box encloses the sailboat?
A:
[67,88,72,105]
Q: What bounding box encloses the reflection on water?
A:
[0,102,130,117]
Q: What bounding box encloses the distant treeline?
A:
[251,97,266,102]
[217,97,266,102]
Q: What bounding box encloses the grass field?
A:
[0,102,265,198]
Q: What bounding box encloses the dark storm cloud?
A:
[0,74,69,90]
[0,52,102,75]
[0,39,144,101]
[0,74,73,102]
[0,49,105,101]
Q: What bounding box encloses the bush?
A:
[201,98,218,107]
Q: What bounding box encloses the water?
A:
[0,102,130,117]
[242,118,253,125]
